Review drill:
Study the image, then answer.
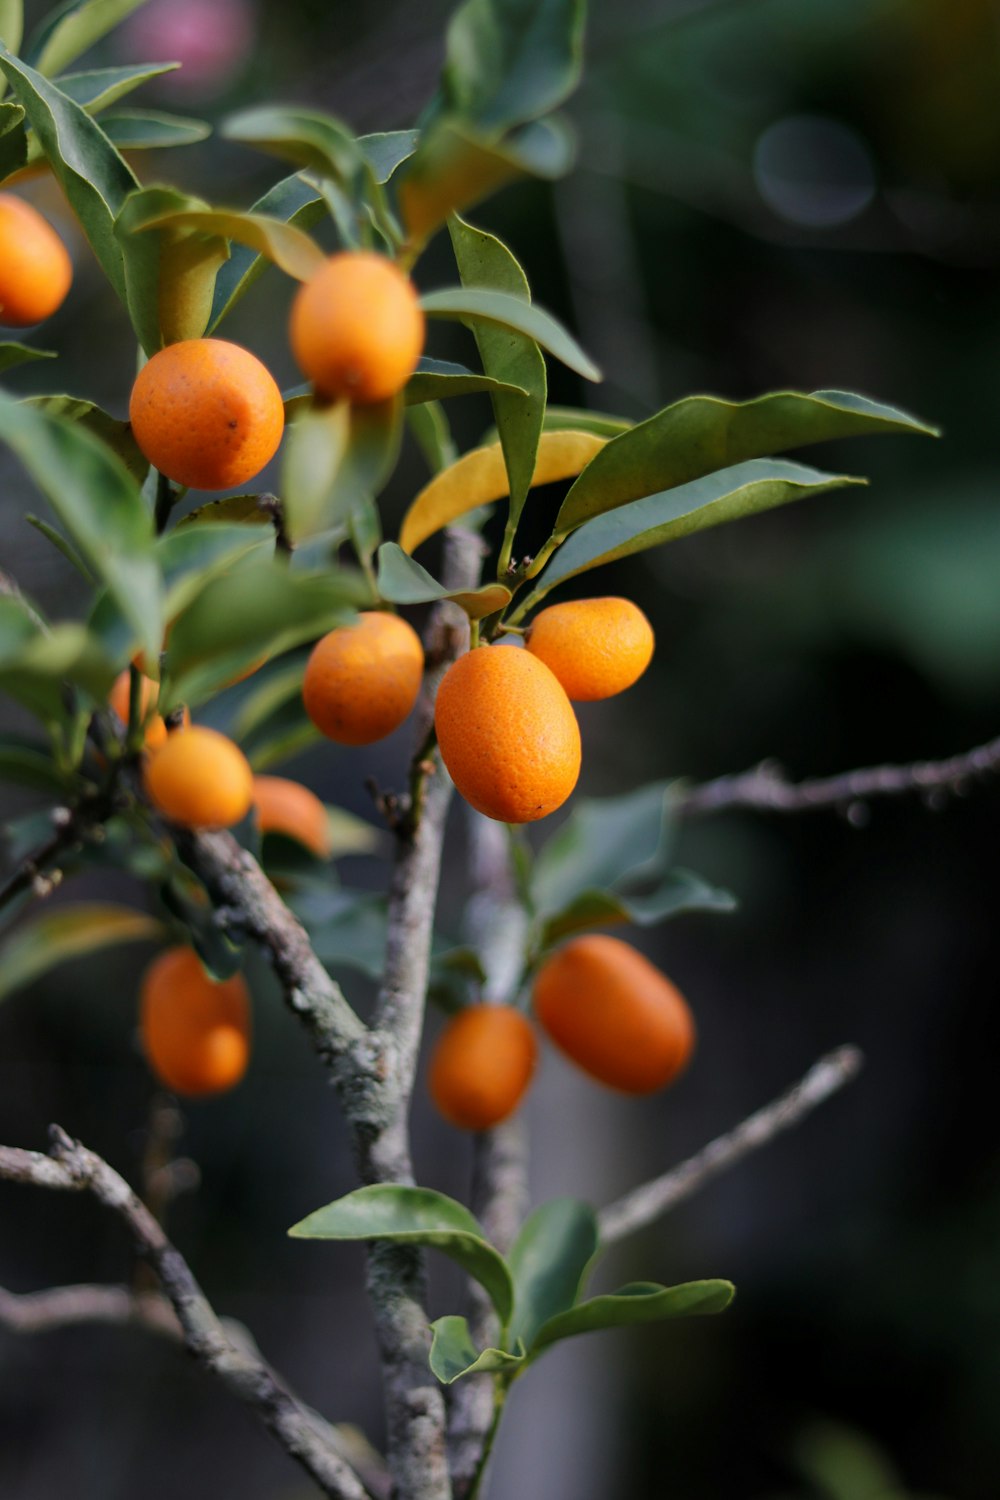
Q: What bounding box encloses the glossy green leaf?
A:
[523,461,865,610]
[114,182,223,347]
[377,543,511,619]
[208,173,324,333]
[0,902,162,1004]
[55,61,179,114]
[422,285,598,381]
[25,513,94,581]
[442,0,585,130]
[0,1,22,56]
[0,341,55,372]
[23,393,146,480]
[129,200,324,283]
[530,1279,735,1355]
[532,781,675,913]
[283,396,402,545]
[28,0,150,76]
[449,215,545,546]
[508,1198,598,1349]
[176,494,275,529]
[0,733,67,792]
[359,128,418,183]
[223,104,363,184]
[100,109,210,150]
[0,392,161,665]
[0,97,26,175]
[289,1184,514,1323]
[542,406,632,437]
[0,47,160,350]
[157,523,273,618]
[429,1316,524,1385]
[555,389,938,536]
[398,117,572,243]
[406,356,528,406]
[539,870,736,947]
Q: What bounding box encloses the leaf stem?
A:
[466,1377,510,1500]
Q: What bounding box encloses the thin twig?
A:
[0,1127,372,1500]
[0,791,113,914]
[673,737,1000,820]
[598,1046,864,1244]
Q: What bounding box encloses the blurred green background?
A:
[2,0,999,1496]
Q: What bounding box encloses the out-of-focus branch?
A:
[0,1127,373,1500]
[598,1046,864,1244]
[672,736,1000,820]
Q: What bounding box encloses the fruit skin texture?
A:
[143,726,254,829]
[533,934,695,1094]
[253,775,331,858]
[525,597,655,702]
[0,195,72,327]
[128,338,284,490]
[289,251,424,403]
[140,946,250,1097]
[302,611,424,746]
[434,645,581,824]
[109,670,189,748]
[429,1005,537,1131]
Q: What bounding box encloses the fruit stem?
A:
[494,623,525,637]
[496,515,518,581]
[469,618,481,650]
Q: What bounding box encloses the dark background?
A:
[2,0,999,1496]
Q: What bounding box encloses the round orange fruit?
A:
[429,1004,537,1130]
[128,338,284,490]
[0,195,72,326]
[525,597,654,701]
[143,725,254,828]
[140,946,250,1097]
[289,251,424,403]
[434,645,581,823]
[302,611,424,746]
[533,934,695,1094]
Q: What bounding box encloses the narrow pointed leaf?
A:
[359,128,418,182]
[55,61,179,114]
[442,0,586,130]
[529,1279,735,1355]
[525,461,866,608]
[406,356,529,406]
[508,1198,598,1349]
[29,0,150,76]
[532,782,676,913]
[289,1184,514,1323]
[0,903,162,1004]
[131,202,325,283]
[555,389,938,535]
[429,1316,525,1384]
[24,393,146,480]
[449,215,545,539]
[0,341,55,372]
[100,109,210,150]
[377,542,510,619]
[399,429,607,555]
[0,1,23,56]
[283,396,402,545]
[223,104,363,183]
[539,870,737,947]
[208,173,325,333]
[421,285,599,381]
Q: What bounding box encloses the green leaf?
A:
[359,128,419,183]
[422,285,598,381]
[0,619,117,718]
[406,356,529,406]
[532,781,675,914]
[529,1279,735,1355]
[0,392,162,665]
[223,104,363,184]
[305,893,387,979]
[542,406,633,437]
[449,215,545,549]
[0,341,55,372]
[289,1184,515,1323]
[157,522,273,618]
[208,172,325,333]
[0,0,23,57]
[0,97,26,176]
[176,494,275,529]
[55,61,179,115]
[128,200,325,283]
[159,865,243,980]
[0,733,70,792]
[555,388,938,536]
[377,543,510,620]
[523,460,866,609]
[282,396,402,545]
[442,0,586,130]
[230,657,305,741]
[538,870,736,947]
[23,393,146,480]
[99,108,210,151]
[0,903,162,1004]
[25,512,95,581]
[28,0,150,76]
[398,117,573,244]
[508,1198,598,1349]
[429,1316,524,1384]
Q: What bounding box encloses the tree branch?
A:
[673,736,1000,820]
[598,1046,864,1244]
[0,1127,373,1500]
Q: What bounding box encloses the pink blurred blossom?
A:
[118,0,256,97]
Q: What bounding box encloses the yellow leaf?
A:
[399,429,608,555]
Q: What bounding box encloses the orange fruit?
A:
[143,725,254,829]
[533,934,695,1094]
[128,338,284,490]
[302,611,424,746]
[252,775,331,858]
[434,645,581,824]
[108,669,189,749]
[429,1005,537,1130]
[525,597,655,701]
[140,946,250,1097]
[0,195,72,326]
[289,251,424,403]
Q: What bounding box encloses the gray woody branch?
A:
[0,1127,372,1500]
[598,1046,864,1244]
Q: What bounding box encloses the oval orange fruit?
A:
[525,597,654,701]
[429,1004,537,1130]
[0,195,72,326]
[289,251,424,403]
[143,725,254,829]
[302,611,424,746]
[140,946,250,1097]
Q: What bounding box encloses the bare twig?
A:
[673,737,1000,820]
[598,1047,864,1244]
[0,791,113,914]
[0,1127,372,1500]
[0,1282,182,1337]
